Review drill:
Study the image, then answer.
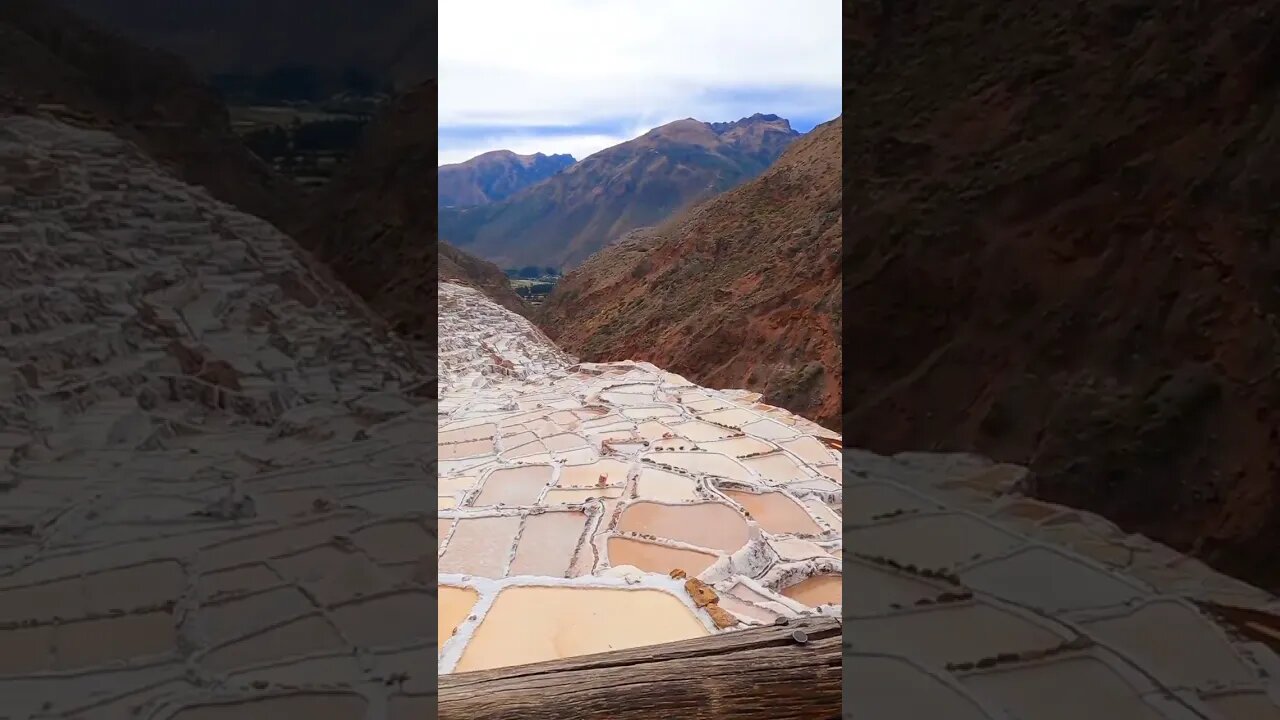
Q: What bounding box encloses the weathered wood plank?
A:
[439,617,842,720]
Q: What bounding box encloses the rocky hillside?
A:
[439,150,575,208]
[845,0,1280,589]
[294,81,437,337]
[439,241,528,316]
[0,112,437,718]
[60,0,431,97]
[540,117,841,430]
[0,0,301,227]
[439,114,800,270]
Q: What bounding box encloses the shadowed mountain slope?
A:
[843,0,1280,590]
[295,81,439,336]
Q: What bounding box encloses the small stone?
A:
[683,578,718,607]
[791,629,808,644]
[706,603,739,629]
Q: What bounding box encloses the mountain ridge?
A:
[438,150,576,208]
[438,113,800,270]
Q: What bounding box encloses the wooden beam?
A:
[439,617,842,720]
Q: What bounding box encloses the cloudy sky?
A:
[438,0,841,165]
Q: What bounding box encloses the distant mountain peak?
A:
[439,150,576,207]
[708,113,796,134]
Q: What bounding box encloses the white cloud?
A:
[438,0,840,164]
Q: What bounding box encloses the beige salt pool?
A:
[651,452,754,482]
[741,418,798,440]
[557,459,631,488]
[438,476,477,496]
[438,516,521,578]
[438,423,497,444]
[722,489,822,535]
[500,430,538,448]
[453,586,710,672]
[635,421,677,440]
[617,501,750,553]
[780,574,843,607]
[699,436,778,457]
[666,419,738,441]
[779,435,837,464]
[742,451,810,484]
[697,407,759,427]
[503,440,548,460]
[598,391,656,406]
[543,487,622,503]
[622,406,683,420]
[607,536,719,576]
[438,585,480,652]
[473,465,553,506]
[682,397,734,413]
[439,438,496,460]
[508,511,589,578]
[634,467,701,502]
[542,433,588,452]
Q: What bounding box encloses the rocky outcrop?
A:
[439,114,800,270]
[0,0,302,228]
[439,150,575,208]
[539,117,841,430]
[843,0,1280,590]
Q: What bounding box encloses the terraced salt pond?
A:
[437,282,843,674]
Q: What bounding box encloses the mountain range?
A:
[438,114,800,270]
[438,150,576,208]
[540,117,841,429]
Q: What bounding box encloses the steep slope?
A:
[0,113,435,716]
[439,241,528,316]
[295,81,437,336]
[439,150,575,208]
[439,114,800,270]
[59,0,432,97]
[540,118,841,430]
[844,0,1280,589]
[0,0,301,227]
